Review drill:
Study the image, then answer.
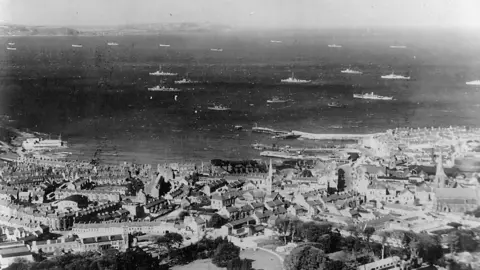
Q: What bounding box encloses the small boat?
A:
[174,74,198,84]
[6,47,16,51]
[72,44,83,48]
[341,68,362,75]
[466,80,480,86]
[234,125,243,130]
[159,44,171,47]
[328,44,342,48]
[267,97,289,104]
[208,104,230,111]
[149,65,177,76]
[107,42,119,46]
[327,101,346,108]
[7,43,15,46]
[147,85,181,92]
[270,40,282,43]
[210,48,223,52]
[390,45,407,49]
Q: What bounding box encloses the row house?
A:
[265,200,284,212]
[30,238,80,254]
[90,176,128,186]
[203,179,228,196]
[286,204,308,217]
[55,190,121,202]
[222,217,257,238]
[72,220,178,235]
[242,189,266,203]
[305,200,324,216]
[253,210,274,224]
[144,198,169,214]
[183,216,206,234]
[79,233,127,252]
[228,179,245,189]
[250,202,265,213]
[218,204,254,221]
[211,191,241,210]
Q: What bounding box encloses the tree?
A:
[337,169,346,192]
[4,258,31,270]
[275,217,291,244]
[284,245,326,270]
[301,222,332,243]
[227,258,252,270]
[212,241,240,268]
[178,211,190,220]
[447,231,460,256]
[324,260,348,270]
[363,227,376,249]
[448,230,479,253]
[209,213,227,228]
[156,232,184,254]
[378,231,391,259]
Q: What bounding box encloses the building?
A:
[53,195,89,212]
[357,256,403,270]
[0,242,34,269]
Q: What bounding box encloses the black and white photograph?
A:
[0,0,480,269]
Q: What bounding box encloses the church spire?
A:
[266,159,273,195]
[434,151,447,188]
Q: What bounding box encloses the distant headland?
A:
[0,22,233,37]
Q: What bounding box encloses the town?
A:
[0,126,480,270]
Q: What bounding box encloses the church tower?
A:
[434,152,447,188]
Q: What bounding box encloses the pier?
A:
[291,131,377,141]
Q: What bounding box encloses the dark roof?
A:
[62,195,89,205]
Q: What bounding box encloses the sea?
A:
[1,28,480,165]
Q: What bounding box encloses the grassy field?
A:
[172,249,283,270]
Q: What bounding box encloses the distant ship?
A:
[267,97,289,104]
[208,104,230,111]
[107,42,119,46]
[341,68,362,74]
[159,44,171,47]
[466,80,480,86]
[390,45,407,49]
[147,85,181,92]
[72,44,83,48]
[281,72,311,84]
[354,92,393,100]
[7,42,15,46]
[6,47,16,51]
[270,40,282,43]
[210,48,223,52]
[328,44,342,48]
[327,101,346,108]
[149,65,178,76]
[381,72,410,80]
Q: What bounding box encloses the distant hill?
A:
[0,24,81,36]
[0,22,232,36]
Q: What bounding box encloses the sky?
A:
[0,0,479,29]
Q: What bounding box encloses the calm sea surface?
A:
[1,29,480,164]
